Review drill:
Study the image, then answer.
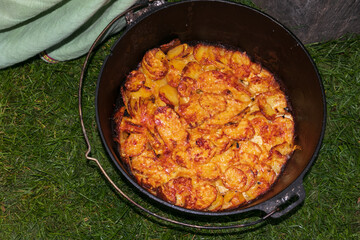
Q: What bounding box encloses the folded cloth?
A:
[0,0,137,69]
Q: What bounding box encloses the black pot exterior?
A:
[96,0,326,217]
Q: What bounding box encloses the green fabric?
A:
[0,0,64,29]
[0,0,137,69]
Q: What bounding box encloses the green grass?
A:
[1,6,360,240]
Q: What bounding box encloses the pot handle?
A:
[78,1,281,230]
[125,0,166,25]
[259,180,306,219]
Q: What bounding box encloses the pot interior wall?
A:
[96,0,325,213]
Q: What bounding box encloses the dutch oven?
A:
[79,0,326,229]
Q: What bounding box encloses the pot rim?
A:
[95,0,327,217]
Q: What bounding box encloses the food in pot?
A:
[113,39,297,211]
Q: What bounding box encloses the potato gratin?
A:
[114,39,296,211]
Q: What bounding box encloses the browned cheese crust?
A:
[113,39,297,211]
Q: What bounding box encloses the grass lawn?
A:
[1,1,359,239]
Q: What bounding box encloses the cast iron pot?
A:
[91,0,326,226]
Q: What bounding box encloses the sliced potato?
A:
[159,84,179,107]
[115,40,296,212]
